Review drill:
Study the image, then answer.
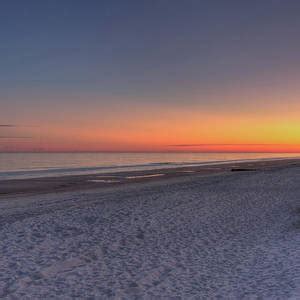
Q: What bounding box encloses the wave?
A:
[0,156,298,180]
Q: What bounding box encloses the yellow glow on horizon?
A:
[2,85,300,152]
[5,111,298,152]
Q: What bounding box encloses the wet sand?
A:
[0,158,299,298]
[0,158,299,198]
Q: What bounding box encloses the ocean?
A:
[0,152,299,180]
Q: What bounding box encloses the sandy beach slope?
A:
[0,162,299,298]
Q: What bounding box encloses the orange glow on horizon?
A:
[1,86,300,153]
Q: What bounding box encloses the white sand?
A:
[0,166,299,298]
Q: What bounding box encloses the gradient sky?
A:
[1,0,300,152]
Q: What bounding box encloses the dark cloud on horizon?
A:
[0,125,34,139]
[0,136,32,139]
[169,144,293,147]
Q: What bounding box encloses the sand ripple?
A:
[0,166,299,298]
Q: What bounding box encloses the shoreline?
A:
[2,155,300,180]
[1,157,299,198]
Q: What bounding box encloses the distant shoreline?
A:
[1,157,299,198]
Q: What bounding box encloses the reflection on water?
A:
[88,179,120,183]
[125,174,165,179]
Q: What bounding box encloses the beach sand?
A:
[0,159,299,298]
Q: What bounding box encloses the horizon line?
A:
[1,150,300,154]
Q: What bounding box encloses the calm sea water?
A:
[0,152,299,180]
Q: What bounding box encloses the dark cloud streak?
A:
[0,136,32,139]
[169,144,294,147]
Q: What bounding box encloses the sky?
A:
[1,0,300,152]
